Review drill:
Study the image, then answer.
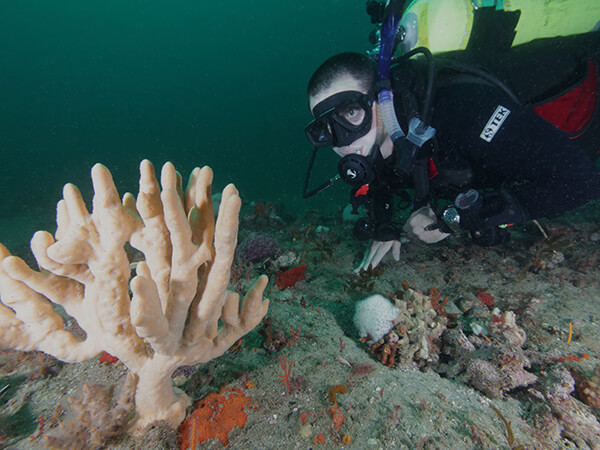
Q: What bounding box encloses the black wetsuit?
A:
[429,78,600,221]
[353,33,600,245]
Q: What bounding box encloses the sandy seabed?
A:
[1,199,600,449]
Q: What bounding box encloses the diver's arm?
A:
[452,126,600,245]
[351,186,405,271]
[472,108,600,221]
[350,185,401,242]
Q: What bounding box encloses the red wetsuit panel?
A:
[534,58,597,134]
[427,157,438,179]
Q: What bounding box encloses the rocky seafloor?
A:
[2,198,600,449]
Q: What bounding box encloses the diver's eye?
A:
[341,103,366,126]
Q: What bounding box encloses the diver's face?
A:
[309,75,378,158]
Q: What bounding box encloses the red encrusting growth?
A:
[327,384,347,408]
[557,353,589,363]
[313,433,326,445]
[428,287,449,316]
[178,387,251,448]
[327,384,347,431]
[275,265,308,290]
[98,352,119,364]
[477,291,495,307]
[279,354,294,394]
[329,406,345,431]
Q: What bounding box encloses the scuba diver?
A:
[303,0,600,271]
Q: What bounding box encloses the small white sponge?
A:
[353,294,399,344]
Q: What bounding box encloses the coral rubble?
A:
[464,309,537,398]
[357,289,447,368]
[543,366,600,448]
[45,373,137,449]
[576,364,600,409]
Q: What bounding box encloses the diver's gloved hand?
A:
[449,188,526,247]
[354,240,402,273]
[403,206,451,244]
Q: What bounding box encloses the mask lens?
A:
[337,103,367,127]
[307,90,374,148]
[305,118,333,148]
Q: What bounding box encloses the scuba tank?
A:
[400,0,600,55]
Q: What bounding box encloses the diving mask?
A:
[305,90,375,148]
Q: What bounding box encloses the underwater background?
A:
[2,1,600,449]
[0,0,367,223]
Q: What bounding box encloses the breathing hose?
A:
[376,1,406,146]
[376,0,436,152]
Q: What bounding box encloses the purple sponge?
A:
[237,233,282,263]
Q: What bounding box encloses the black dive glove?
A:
[470,226,511,247]
[352,218,401,242]
[441,188,526,247]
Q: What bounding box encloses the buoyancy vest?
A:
[446,32,600,157]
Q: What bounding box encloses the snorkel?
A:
[375,0,406,146]
[375,0,435,176]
